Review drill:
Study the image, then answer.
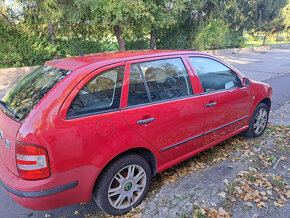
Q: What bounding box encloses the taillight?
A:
[16,142,50,180]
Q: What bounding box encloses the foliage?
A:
[0,0,289,67]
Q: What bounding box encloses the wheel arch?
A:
[92,147,157,192]
[250,96,271,118]
[260,97,271,110]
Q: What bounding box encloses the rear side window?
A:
[2,66,71,121]
[128,58,193,106]
[67,66,124,118]
[189,57,241,92]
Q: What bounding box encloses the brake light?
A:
[16,142,50,180]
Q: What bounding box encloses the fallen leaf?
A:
[74,210,81,215]
[218,191,227,198]
[260,202,266,207]
[249,167,256,172]
[200,208,206,215]
[244,202,253,207]
[133,213,143,218]
[219,207,227,216]
[274,202,284,207]
[260,191,266,196]
[223,178,229,185]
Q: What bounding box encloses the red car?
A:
[0,50,272,215]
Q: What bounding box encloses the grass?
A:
[247,174,256,182]
[272,179,286,189]
[227,181,241,196]
[244,33,290,48]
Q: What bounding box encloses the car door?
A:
[188,56,252,146]
[121,57,205,160]
[56,63,159,171]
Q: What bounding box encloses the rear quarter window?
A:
[67,66,125,118]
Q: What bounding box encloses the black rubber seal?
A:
[0,179,78,198]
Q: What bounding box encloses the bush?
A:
[191,19,245,50]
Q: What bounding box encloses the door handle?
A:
[137,117,155,125]
[206,102,217,107]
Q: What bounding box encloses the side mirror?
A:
[242,78,250,87]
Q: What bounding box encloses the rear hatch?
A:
[0,66,71,175]
[0,109,21,175]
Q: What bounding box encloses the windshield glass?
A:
[2,66,71,121]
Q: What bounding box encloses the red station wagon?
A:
[0,50,272,215]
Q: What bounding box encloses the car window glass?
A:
[128,58,193,105]
[2,66,71,121]
[127,64,150,106]
[189,57,241,92]
[67,66,124,117]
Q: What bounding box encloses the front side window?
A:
[127,58,193,106]
[67,66,124,117]
[189,57,241,92]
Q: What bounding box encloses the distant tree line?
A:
[0,0,289,67]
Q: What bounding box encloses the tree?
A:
[233,0,288,45]
[74,0,151,51]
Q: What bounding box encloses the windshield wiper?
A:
[0,101,19,120]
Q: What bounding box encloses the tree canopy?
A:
[0,0,289,66]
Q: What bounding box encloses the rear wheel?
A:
[245,103,269,137]
[93,154,151,216]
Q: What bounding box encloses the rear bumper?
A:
[0,179,78,198]
[0,157,101,210]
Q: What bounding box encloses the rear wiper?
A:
[0,101,20,120]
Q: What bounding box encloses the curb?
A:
[204,43,290,56]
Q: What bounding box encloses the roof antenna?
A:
[70,41,85,56]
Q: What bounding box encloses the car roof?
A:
[45,50,207,71]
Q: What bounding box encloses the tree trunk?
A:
[150,30,157,50]
[48,22,55,45]
[113,25,126,51]
[262,32,267,46]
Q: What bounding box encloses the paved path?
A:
[0,47,289,217]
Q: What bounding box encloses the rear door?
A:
[121,57,205,160]
[188,56,252,146]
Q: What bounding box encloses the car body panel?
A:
[0,109,21,175]
[0,50,273,211]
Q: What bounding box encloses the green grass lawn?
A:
[244,33,290,47]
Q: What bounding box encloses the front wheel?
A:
[93,154,151,216]
[245,103,269,137]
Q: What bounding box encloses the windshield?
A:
[1,66,71,122]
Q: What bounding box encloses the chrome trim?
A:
[162,133,203,151]
[161,115,249,151]
[0,129,3,141]
[5,139,11,150]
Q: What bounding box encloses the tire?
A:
[93,154,151,216]
[244,103,269,138]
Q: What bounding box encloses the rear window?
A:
[2,66,71,121]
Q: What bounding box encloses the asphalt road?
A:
[0,46,289,217]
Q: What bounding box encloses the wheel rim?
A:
[253,108,268,135]
[108,164,146,209]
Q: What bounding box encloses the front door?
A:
[121,57,205,160]
[188,57,252,146]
